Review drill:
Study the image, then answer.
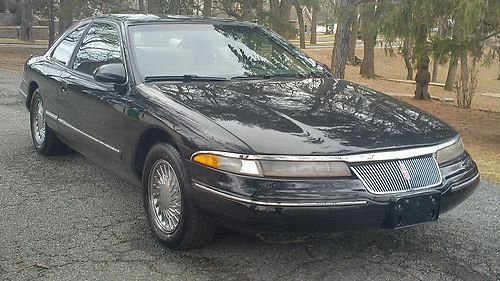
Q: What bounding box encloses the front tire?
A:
[30,89,66,155]
[142,143,216,250]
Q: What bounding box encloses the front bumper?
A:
[189,153,479,233]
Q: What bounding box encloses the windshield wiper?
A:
[144,75,229,82]
[231,73,314,80]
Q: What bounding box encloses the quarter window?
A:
[51,24,88,65]
[72,22,122,76]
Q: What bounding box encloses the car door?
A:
[57,21,130,174]
[35,23,88,130]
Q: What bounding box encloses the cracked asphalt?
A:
[0,70,499,281]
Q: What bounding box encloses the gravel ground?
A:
[0,70,499,281]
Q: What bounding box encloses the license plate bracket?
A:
[389,192,441,228]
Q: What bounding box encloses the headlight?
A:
[259,160,351,177]
[435,137,464,165]
[192,153,262,176]
[192,153,351,178]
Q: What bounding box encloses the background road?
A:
[0,70,499,281]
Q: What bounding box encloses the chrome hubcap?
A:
[149,160,182,234]
[33,99,46,145]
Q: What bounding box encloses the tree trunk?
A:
[58,0,74,34]
[402,38,413,80]
[168,0,180,14]
[414,56,431,100]
[138,0,146,13]
[347,12,359,65]
[497,58,500,80]
[331,21,353,79]
[270,0,292,37]
[444,54,458,91]
[360,32,376,78]
[19,0,33,42]
[359,3,377,78]
[456,53,469,107]
[241,0,253,21]
[48,0,55,46]
[257,0,264,23]
[331,0,355,79]
[414,22,431,100]
[431,55,439,82]
[332,23,340,67]
[310,5,319,45]
[294,1,305,49]
[203,0,212,17]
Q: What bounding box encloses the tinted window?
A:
[51,24,88,65]
[128,24,321,79]
[73,22,122,75]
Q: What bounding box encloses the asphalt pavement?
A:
[0,70,499,280]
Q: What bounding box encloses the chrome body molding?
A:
[19,89,28,98]
[58,118,121,154]
[191,136,460,163]
[193,182,368,207]
[451,173,480,192]
[44,110,58,121]
[44,110,121,154]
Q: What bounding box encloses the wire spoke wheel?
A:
[32,99,46,145]
[148,159,182,234]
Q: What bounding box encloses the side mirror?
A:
[94,63,126,84]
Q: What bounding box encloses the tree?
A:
[293,0,306,49]
[47,0,56,45]
[270,0,293,37]
[58,0,74,34]
[168,0,181,14]
[309,4,320,45]
[203,0,212,17]
[138,0,146,13]
[331,0,357,79]
[147,0,161,14]
[347,7,359,65]
[359,1,380,78]
[19,0,34,42]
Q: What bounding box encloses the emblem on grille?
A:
[398,161,411,181]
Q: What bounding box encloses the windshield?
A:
[128,23,324,80]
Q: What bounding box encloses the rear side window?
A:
[51,24,88,65]
[72,22,122,76]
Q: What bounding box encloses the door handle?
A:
[60,81,68,94]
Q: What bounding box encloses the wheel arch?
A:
[133,127,181,179]
[26,81,40,110]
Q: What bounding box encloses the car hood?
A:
[148,78,457,155]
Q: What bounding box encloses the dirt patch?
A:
[305,48,500,113]
[0,47,45,73]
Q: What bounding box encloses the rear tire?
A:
[142,142,216,250]
[30,89,67,156]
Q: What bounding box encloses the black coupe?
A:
[19,15,480,250]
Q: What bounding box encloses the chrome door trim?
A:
[44,110,58,121]
[193,181,368,207]
[58,118,121,154]
[19,89,28,98]
[47,110,121,154]
[191,136,460,163]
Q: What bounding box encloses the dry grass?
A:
[305,48,500,113]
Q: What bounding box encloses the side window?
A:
[72,22,122,76]
[51,24,88,65]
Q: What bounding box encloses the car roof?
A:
[92,14,257,26]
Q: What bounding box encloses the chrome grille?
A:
[350,155,442,194]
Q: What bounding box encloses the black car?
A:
[19,14,479,250]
